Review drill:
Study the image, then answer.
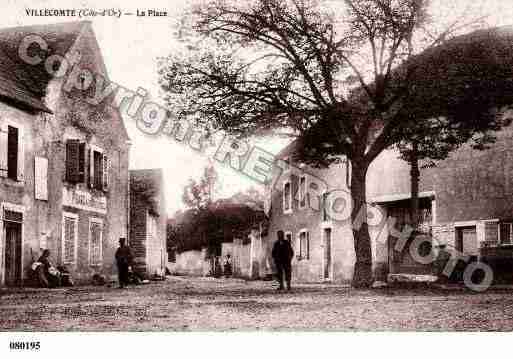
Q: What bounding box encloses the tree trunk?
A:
[410,142,420,231]
[350,161,374,288]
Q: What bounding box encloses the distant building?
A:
[0,21,130,286]
[264,117,513,284]
[129,169,167,277]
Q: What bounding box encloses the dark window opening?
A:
[93,151,103,190]
[7,126,18,180]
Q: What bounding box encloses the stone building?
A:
[129,169,167,277]
[0,21,130,286]
[264,117,513,284]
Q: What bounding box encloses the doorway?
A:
[323,228,332,280]
[456,226,478,255]
[4,221,22,286]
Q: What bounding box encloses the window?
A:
[299,175,307,209]
[93,150,103,189]
[65,140,109,192]
[283,181,292,213]
[89,146,109,191]
[500,222,513,245]
[62,212,78,265]
[483,220,499,246]
[89,218,103,265]
[322,192,329,221]
[65,139,85,183]
[0,123,24,181]
[299,230,310,260]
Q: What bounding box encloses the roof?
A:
[0,21,88,113]
[275,138,301,160]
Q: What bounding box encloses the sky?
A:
[3,0,513,216]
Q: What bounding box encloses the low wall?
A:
[169,249,209,276]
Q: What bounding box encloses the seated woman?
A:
[36,249,61,288]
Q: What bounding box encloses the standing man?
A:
[272,230,294,291]
[115,238,133,288]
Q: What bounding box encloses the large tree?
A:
[160,0,513,287]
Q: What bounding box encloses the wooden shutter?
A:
[34,156,48,200]
[7,126,18,180]
[89,221,103,265]
[89,147,95,188]
[0,123,8,177]
[62,216,77,264]
[17,127,24,181]
[102,154,109,191]
[78,142,85,182]
[66,139,81,182]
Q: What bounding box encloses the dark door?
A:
[323,228,332,279]
[456,226,477,255]
[4,221,22,286]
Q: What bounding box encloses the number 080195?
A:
[9,341,40,350]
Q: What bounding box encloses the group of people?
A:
[32,238,135,289]
[32,249,72,288]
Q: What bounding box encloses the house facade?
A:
[0,21,130,286]
[264,116,513,284]
[129,169,167,277]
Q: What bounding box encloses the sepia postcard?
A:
[1,0,513,357]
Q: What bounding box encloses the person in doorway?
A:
[272,230,294,291]
[115,238,133,288]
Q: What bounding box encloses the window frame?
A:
[282,179,292,214]
[89,144,107,191]
[297,228,310,261]
[322,190,330,222]
[478,219,499,248]
[298,174,307,210]
[88,217,104,266]
[499,222,513,246]
[62,211,79,266]
[2,120,24,182]
[65,138,86,183]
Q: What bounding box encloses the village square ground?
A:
[1,276,513,331]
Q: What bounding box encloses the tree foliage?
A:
[168,189,266,255]
[181,163,220,210]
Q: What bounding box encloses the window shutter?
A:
[102,154,109,191]
[66,139,80,182]
[17,127,24,181]
[78,142,86,182]
[89,147,95,188]
[0,123,8,177]
[63,216,77,264]
[34,156,48,200]
[89,221,103,265]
